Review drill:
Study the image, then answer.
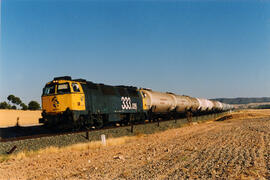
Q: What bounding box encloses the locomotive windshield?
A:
[57,83,71,94]
[43,84,56,95]
[43,82,72,95]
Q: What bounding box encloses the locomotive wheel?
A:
[79,115,85,128]
[94,115,103,129]
[86,115,94,127]
[72,115,83,131]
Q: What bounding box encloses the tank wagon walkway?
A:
[1,111,270,179]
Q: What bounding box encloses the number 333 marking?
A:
[121,97,131,110]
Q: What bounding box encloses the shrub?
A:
[0,101,11,109]
[28,101,41,110]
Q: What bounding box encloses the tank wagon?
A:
[174,94,193,113]
[139,89,201,119]
[139,89,227,119]
[40,76,233,129]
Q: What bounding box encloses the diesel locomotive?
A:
[39,76,234,129]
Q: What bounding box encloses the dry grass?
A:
[1,135,141,162]
[0,110,42,127]
[69,136,138,151]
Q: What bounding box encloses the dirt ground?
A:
[1,109,270,179]
[0,110,42,127]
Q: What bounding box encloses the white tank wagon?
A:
[196,98,210,112]
[211,100,223,111]
[216,101,223,111]
[186,96,200,112]
[172,94,193,113]
[205,99,214,111]
[139,88,234,121]
[140,89,176,113]
[223,103,234,111]
[221,103,226,111]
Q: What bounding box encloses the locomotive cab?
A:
[40,77,86,125]
[42,80,85,113]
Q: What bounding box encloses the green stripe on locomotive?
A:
[81,81,144,122]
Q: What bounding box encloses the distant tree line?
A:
[255,104,270,109]
[0,95,41,110]
[212,97,270,105]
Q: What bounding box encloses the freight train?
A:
[39,76,234,129]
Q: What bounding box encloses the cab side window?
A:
[72,83,80,92]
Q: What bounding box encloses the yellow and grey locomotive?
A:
[40,76,144,129]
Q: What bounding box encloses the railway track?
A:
[0,118,178,143]
[0,112,225,143]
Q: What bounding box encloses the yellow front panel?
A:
[42,95,57,113]
[42,94,85,114]
[54,94,73,112]
[42,94,71,113]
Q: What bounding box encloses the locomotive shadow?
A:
[0,125,57,139]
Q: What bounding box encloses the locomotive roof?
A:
[53,76,72,81]
[52,76,139,90]
[115,85,137,90]
[85,81,138,90]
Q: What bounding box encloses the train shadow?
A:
[0,125,56,139]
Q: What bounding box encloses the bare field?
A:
[0,110,42,127]
[1,110,270,179]
[223,109,270,120]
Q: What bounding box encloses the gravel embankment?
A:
[0,113,221,155]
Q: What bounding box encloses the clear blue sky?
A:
[1,0,270,104]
